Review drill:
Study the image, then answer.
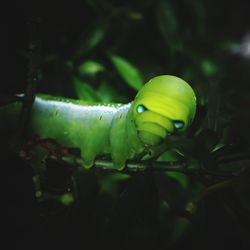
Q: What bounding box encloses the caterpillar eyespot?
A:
[136,104,148,113]
[173,120,185,129]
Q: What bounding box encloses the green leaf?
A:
[97,82,120,102]
[201,59,217,77]
[155,172,187,211]
[60,193,74,206]
[157,149,183,162]
[170,217,190,243]
[78,60,105,76]
[110,54,143,90]
[156,0,179,50]
[74,19,108,59]
[166,172,189,190]
[99,172,131,196]
[73,76,100,101]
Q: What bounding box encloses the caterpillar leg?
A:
[116,164,126,171]
[111,154,127,171]
[82,159,94,169]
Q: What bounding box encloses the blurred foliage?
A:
[2,0,250,249]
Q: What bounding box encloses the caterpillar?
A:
[0,75,196,170]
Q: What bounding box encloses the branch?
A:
[96,159,190,173]
[58,154,248,178]
[185,173,250,216]
[59,155,196,174]
[18,2,41,142]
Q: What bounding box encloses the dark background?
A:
[2,0,250,249]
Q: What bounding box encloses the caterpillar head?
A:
[132,75,196,146]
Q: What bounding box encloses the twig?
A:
[59,155,195,174]
[97,159,190,172]
[217,152,250,164]
[48,151,248,176]
[18,2,41,142]
[185,173,249,216]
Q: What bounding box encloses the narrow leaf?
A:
[110,54,143,91]
[78,60,105,76]
[73,76,100,101]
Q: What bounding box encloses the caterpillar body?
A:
[0,75,196,170]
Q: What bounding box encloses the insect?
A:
[0,75,196,170]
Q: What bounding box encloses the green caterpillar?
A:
[0,75,196,170]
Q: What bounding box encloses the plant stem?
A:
[18,1,41,143]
